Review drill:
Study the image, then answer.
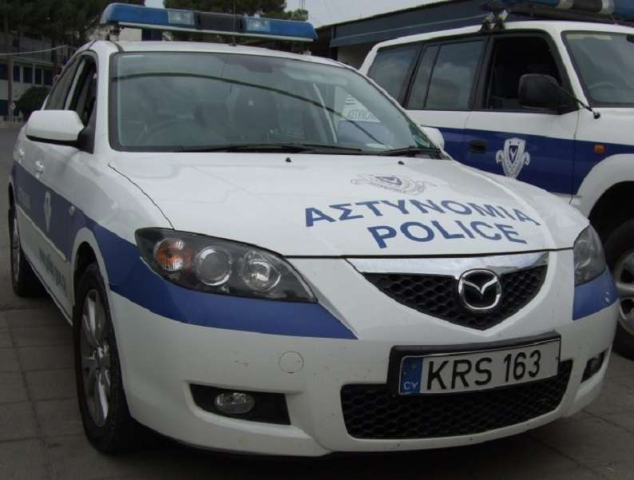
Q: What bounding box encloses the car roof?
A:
[371,20,634,50]
[99,40,345,69]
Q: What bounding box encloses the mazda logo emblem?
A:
[458,269,502,313]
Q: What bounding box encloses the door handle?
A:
[34,160,45,175]
[469,140,487,154]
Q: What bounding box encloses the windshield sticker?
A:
[305,199,541,249]
[351,174,432,195]
[496,138,531,179]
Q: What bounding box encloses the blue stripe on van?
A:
[437,127,634,195]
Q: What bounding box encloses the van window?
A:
[485,36,562,110]
[368,45,419,104]
[407,46,439,110]
[426,41,484,110]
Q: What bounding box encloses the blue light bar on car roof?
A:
[100,3,317,42]
[497,0,634,20]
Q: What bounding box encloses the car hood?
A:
[109,154,587,257]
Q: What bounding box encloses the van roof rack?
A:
[483,1,634,28]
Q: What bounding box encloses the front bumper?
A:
[108,251,618,456]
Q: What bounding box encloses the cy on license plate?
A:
[399,340,560,395]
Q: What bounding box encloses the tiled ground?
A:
[1,130,634,480]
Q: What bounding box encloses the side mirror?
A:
[26,110,84,147]
[420,126,445,150]
[518,74,565,112]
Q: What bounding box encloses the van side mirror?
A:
[518,74,565,112]
[26,110,85,147]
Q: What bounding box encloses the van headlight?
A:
[136,229,316,302]
[573,226,607,286]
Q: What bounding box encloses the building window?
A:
[13,65,21,83]
[23,66,33,84]
[0,63,7,81]
[44,69,53,86]
[35,68,42,85]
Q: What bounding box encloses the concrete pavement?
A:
[1,128,634,480]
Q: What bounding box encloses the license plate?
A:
[398,339,561,395]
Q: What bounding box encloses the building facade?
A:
[0,32,74,119]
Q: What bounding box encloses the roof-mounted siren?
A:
[99,3,318,42]
[489,0,634,22]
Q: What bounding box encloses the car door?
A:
[19,53,98,315]
[462,33,579,198]
[401,38,487,160]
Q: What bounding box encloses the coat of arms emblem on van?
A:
[496,138,531,179]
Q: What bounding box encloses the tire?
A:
[604,220,634,360]
[9,204,43,297]
[73,263,153,453]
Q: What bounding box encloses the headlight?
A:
[136,229,316,302]
[573,226,607,286]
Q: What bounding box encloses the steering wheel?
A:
[136,118,225,147]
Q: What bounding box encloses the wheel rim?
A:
[614,249,634,336]
[11,211,20,283]
[80,289,112,427]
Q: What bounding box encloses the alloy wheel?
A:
[80,289,112,427]
[615,250,634,336]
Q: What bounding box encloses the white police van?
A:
[9,3,618,456]
[361,0,634,360]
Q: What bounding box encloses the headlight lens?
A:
[136,229,316,302]
[573,226,607,286]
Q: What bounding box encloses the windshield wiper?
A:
[176,143,365,154]
[377,146,443,158]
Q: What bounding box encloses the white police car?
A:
[361,0,634,360]
[9,3,618,456]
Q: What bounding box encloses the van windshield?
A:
[565,32,634,107]
[110,52,436,154]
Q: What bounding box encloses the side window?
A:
[425,41,484,111]
[68,58,98,125]
[368,45,420,104]
[44,60,78,110]
[485,36,562,111]
[407,46,439,110]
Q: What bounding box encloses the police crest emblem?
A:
[495,138,531,179]
[351,174,430,195]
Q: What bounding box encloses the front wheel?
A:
[604,220,634,360]
[74,263,152,453]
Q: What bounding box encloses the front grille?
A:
[363,265,547,330]
[341,361,572,440]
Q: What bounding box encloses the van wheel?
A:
[9,205,43,297]
[605,220,634,360]
[74,263,152,453]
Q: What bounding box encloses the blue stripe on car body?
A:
[572,269,619,320]
[11,162,357,340]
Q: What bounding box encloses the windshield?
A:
[110,52,435,153]
[565,32,634,106]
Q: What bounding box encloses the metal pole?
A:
[3,1,13,121]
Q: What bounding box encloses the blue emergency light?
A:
[496,0,634,21]
[100,3,318,42]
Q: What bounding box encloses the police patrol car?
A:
[8,3,618,456]
[361,0,634,360]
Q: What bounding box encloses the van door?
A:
[402,38,486,160]
[462,34,578,197]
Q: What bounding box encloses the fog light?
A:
[582,351,606,382]
[214,392,255,415]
